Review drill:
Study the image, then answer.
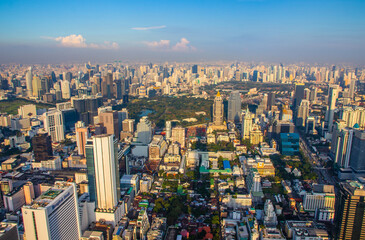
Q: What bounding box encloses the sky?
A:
[0,0,365,64]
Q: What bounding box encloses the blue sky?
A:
[0,0,364,64]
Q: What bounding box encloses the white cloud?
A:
[131,25,166,31]
[43,34,119,49]
[144,38,195,52]
[144,40,170,49]
[172,38,196,51]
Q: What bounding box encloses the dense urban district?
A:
[0,62,363,240]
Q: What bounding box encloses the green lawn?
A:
[0,99,55,115]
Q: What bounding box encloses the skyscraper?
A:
[327,85,339,132]
[213,91,224,126]
[293,83,305,109]
[75,121,89,156]
[172,127,186,148]
[99,110,120,139]
[43,108,65,142]
[335,181,365,239]
[135,116,152,144]
[22,182,81,240]
[228,91,241,122]
[32,133,53,162]
[296,100,310,127]
[26,67,33,97]
[242,111,252,140]
[267,92,276,110]
[85,135,123,226]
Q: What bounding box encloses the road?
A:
[299,136,336,186]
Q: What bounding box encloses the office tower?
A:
[43,108,65,142]
[172,127,186,148]
[115,79,122,99]
[18,104,37,118]
[296,100,310,127]
[228,91,241,122]
[99,111,120,139]
[309,86,318,103]
[340,106,365,129]
[349,129,365,173]
[304,88,310,101]
[26,67,33,97]
[192,65,198,74]
[23,181,35,205]
[61,80,71,99]
[73,96,103,125]
[22,182,81,240]
[242,111,252,140]
[256,94,268,115]
[335,181,365,239]
[166,121,172,139]
[118,108,129,131]
[85,135,122,225]
[246,169,262,193]
[213,91,224,125]
[253,70,259,82]
[293,83,305,109]
[76,121,89,156]
[64,72,72,81]
[32,133,53,162]
[122,119,135,133]
[102,73,114,99]
[303,184,335,212]
[326,85,339,132]
[135,116,152,144]
[333,127,353,168]
[32,75,42,98]
[349,79,356,99]
[267,92,276,110]
[306,116,316,134]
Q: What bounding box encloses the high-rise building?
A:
[192,65,198,74]
[43,108,65,142]
[61,80,71,99]
[296,100,310,127]
[135,116,152,144]
[303,184,335,212]
[85,135,123,226]
[242,110,252,140]
[122,119,135,133]
[32,133,53,162]
[26,67,33,97]
[171,127,186,148]
[90,135,120,209]
[99,110,120,139]
[267,92,276,110]
[213,91,224,126]
[326,85,339,132]
[228,91,241,122]
[22,182,81,240]
[293,83,305,109]
[75,121,89,156]
[349,79,356,100]
[349,129,365,173]
[309,86,318,103]
[32,75,42,98]
[165,121,172,139]
[335,181,365,239]
[340,106,365,129]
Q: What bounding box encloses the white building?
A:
[22,182,81,240]
[61,80,71,99]
[135,116,152,144]
[43,108,65,142]
[18,104,37,118]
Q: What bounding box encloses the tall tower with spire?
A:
[213,91,224,125]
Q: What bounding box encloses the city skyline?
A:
[1,0,365,64]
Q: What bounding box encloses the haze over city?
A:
[1,0,365,64]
